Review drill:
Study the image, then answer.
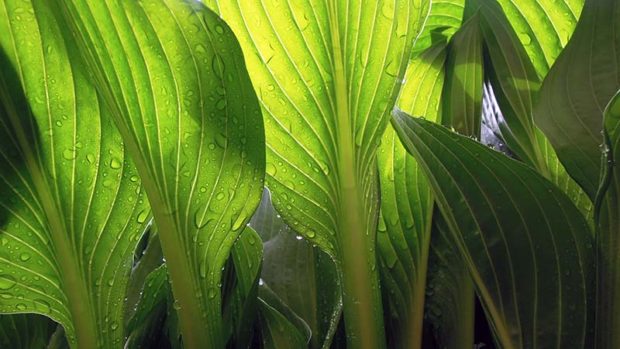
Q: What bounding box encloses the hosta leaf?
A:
[442,14,483,135]
[534,0,620,200]
[0,314,59,349]
[224,227,262,348]
[0,1,149,347]
[57,1,265,347]
[250,189,341,349]
[126,265,169,344]
[257,289,308,349]
[206,1,429,347]
[424,216,475,349]
[479,2,592,217]
[595,90,620,348]
[412,0,465,56]
[377,42,445,347]
[492,0,583,77]
[392,113,595,348]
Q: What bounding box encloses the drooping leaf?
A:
[534,0,620,200]
[0,1,150,347]
[250,189,341,349]
[57,1,265,347]
[391,112,595,348]
[377,41,445,348]
[595,90,620,348]
[205,1,429,347]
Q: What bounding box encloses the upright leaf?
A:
[412,0,465,56]
[377,41,445,348]
[392,113,595,348]
[57,1,265,347]
[251,190,341,349]
[0,314,58,348]
[595,90,620,349]
[205,1,429,347]
[0,1,149,347]
[534,0,620,199]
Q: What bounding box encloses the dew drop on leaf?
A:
[266,163,277,176]
[136,209,149,224]
[110,158,122,169]
[18,253,30,262]
[0,275,16,290]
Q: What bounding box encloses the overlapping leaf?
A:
[392,113,595,348]
[205,1,429,347]
[0,1,150,347]
[534,0,620,199]
[595,90,620,348]
[57,1,265,347]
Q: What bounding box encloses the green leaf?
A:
[412,0,465,56]
[224,227,263,348]
[492,0,584,77]
[57,1,265,348]
[205,1,429,347]
[377,41,445,348]
[442,14,483,135]
[479,1,592,217]
[257,287,309,349]
[0,1,149,347]
[250,189,341,349]
[424,216,475,349]
[0,314,59,349]
[595,90,620,348]
[391,112,595,348]
[534,0,620,200]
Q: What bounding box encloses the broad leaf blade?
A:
[206,1,429,347]
[0,1,149,347]
[534,0,620,200]
[412,0,465,56]
[0,314,59,349]
[492,0,583,77]
[250,189,342,349]
[595,90,620,348]
[392,112,594,348]
[58,1,265,347]
[377,42,446,347]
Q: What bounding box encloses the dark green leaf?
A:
[392,112,595,348]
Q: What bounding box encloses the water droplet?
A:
[266,163,277,176]
[207,287,217,299]
[194,209,209,229]
[318,161,330,175]
[307,230,316,238]
[232,214,246,231]
[86,154,95,164]
[136,209,149,224]
[295,235,303,240]
[519,33,532,45]
[34,299,51,314]
[19,253,30,262]
[215,98,227,110]
[216,192,225,200]
[110,158,122,169]
[212,54,225,80]
[130,175,139,182]
[214,25,224,34]
[0,275,16,290]
[15,303,27,311]
[62,148,76,160]
[110,322,118,330]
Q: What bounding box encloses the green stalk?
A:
[328,3,385,347]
